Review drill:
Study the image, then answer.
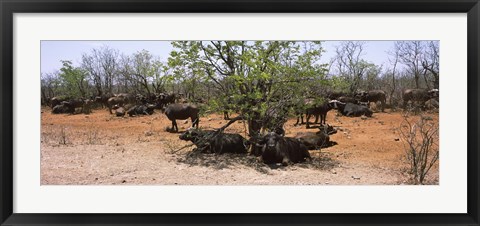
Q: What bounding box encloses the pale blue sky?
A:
[41,41,395,74]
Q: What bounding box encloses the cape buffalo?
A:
[107,96,124,113]
[107,96,126,114]
[112,105,126,117]
[70,98,87,113]
[337,102,373,117]
[164,103,200,133]
[425,98,439,111]
[294,99,311,125]
[248,135,266,157]
[115,93,136,103]
[326,91,347,100]
[52,104,70,114]
[294,124,338,150]
[82,99,93,114]
[155,93,176,109]
[337,96,359,104]
[94,93,114,108]
[403,89,438,109]
[296,99,341,128]
[259,132,311,166]
[127,104,155,116]
[179,128,248,154]
[356,90,387,112]
[428,89,439,100]
[50,96,68,108]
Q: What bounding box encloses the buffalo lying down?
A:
[51,98,88,114]
[295,124,338,150]
[259,132,311,166]
[127,104,155,117]
[52,104,71,114]
[50,96,68,109]
[112,105,126,117]
[338,102,373,117]
[179,128,248,154]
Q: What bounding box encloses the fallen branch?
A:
[217,115,245,132]
[170,143,196,154]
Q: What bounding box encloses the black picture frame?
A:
[1,0,479,225]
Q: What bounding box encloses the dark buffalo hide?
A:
[165,103,200,132]
[52,98,88,114]
[50,96,68,109]
[107,96,125,114]
[337,96,359,104]
[248,135,266,157]
[428,89,439,100]
[356,90,387,111]
[59,101,76,114]
[127,104,155,116]
[155,93,176,109]
[259,132,311,166]
[179,129,248,154]
[296,99,340,128]
[424,98,439,111]
[402,89,435,109]
[114,106,126,117]
[326,91,347,100]
[294,124,338,150]
[52,104,70,114]
[338,102,373,117]
[94,93,114,108]
[114,93,136,104]
[311,100,342,127]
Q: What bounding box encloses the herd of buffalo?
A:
[45,88,439,166]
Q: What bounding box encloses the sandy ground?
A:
[40,106,439,185]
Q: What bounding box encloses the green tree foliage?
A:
[42,40,439,111]
[169,41,208,100]
[170,41,328,136]
[151,60,173,94]
[362,63,383,91]
[58,60,88,97]
[131,50,155,94]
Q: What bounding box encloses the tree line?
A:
[41,41,439,135]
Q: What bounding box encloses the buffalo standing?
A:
[164,103,200,133]
[356,90,387,112]
[402,88,439,109]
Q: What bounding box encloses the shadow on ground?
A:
[176,150,339,174]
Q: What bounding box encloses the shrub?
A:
[399,114,439,184]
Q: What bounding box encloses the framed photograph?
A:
[1,0,479,225]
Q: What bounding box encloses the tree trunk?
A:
[247,110,262,137]
[414,72,420,89]
[423,69,430,90]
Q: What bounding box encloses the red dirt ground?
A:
[40,106,439,185]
